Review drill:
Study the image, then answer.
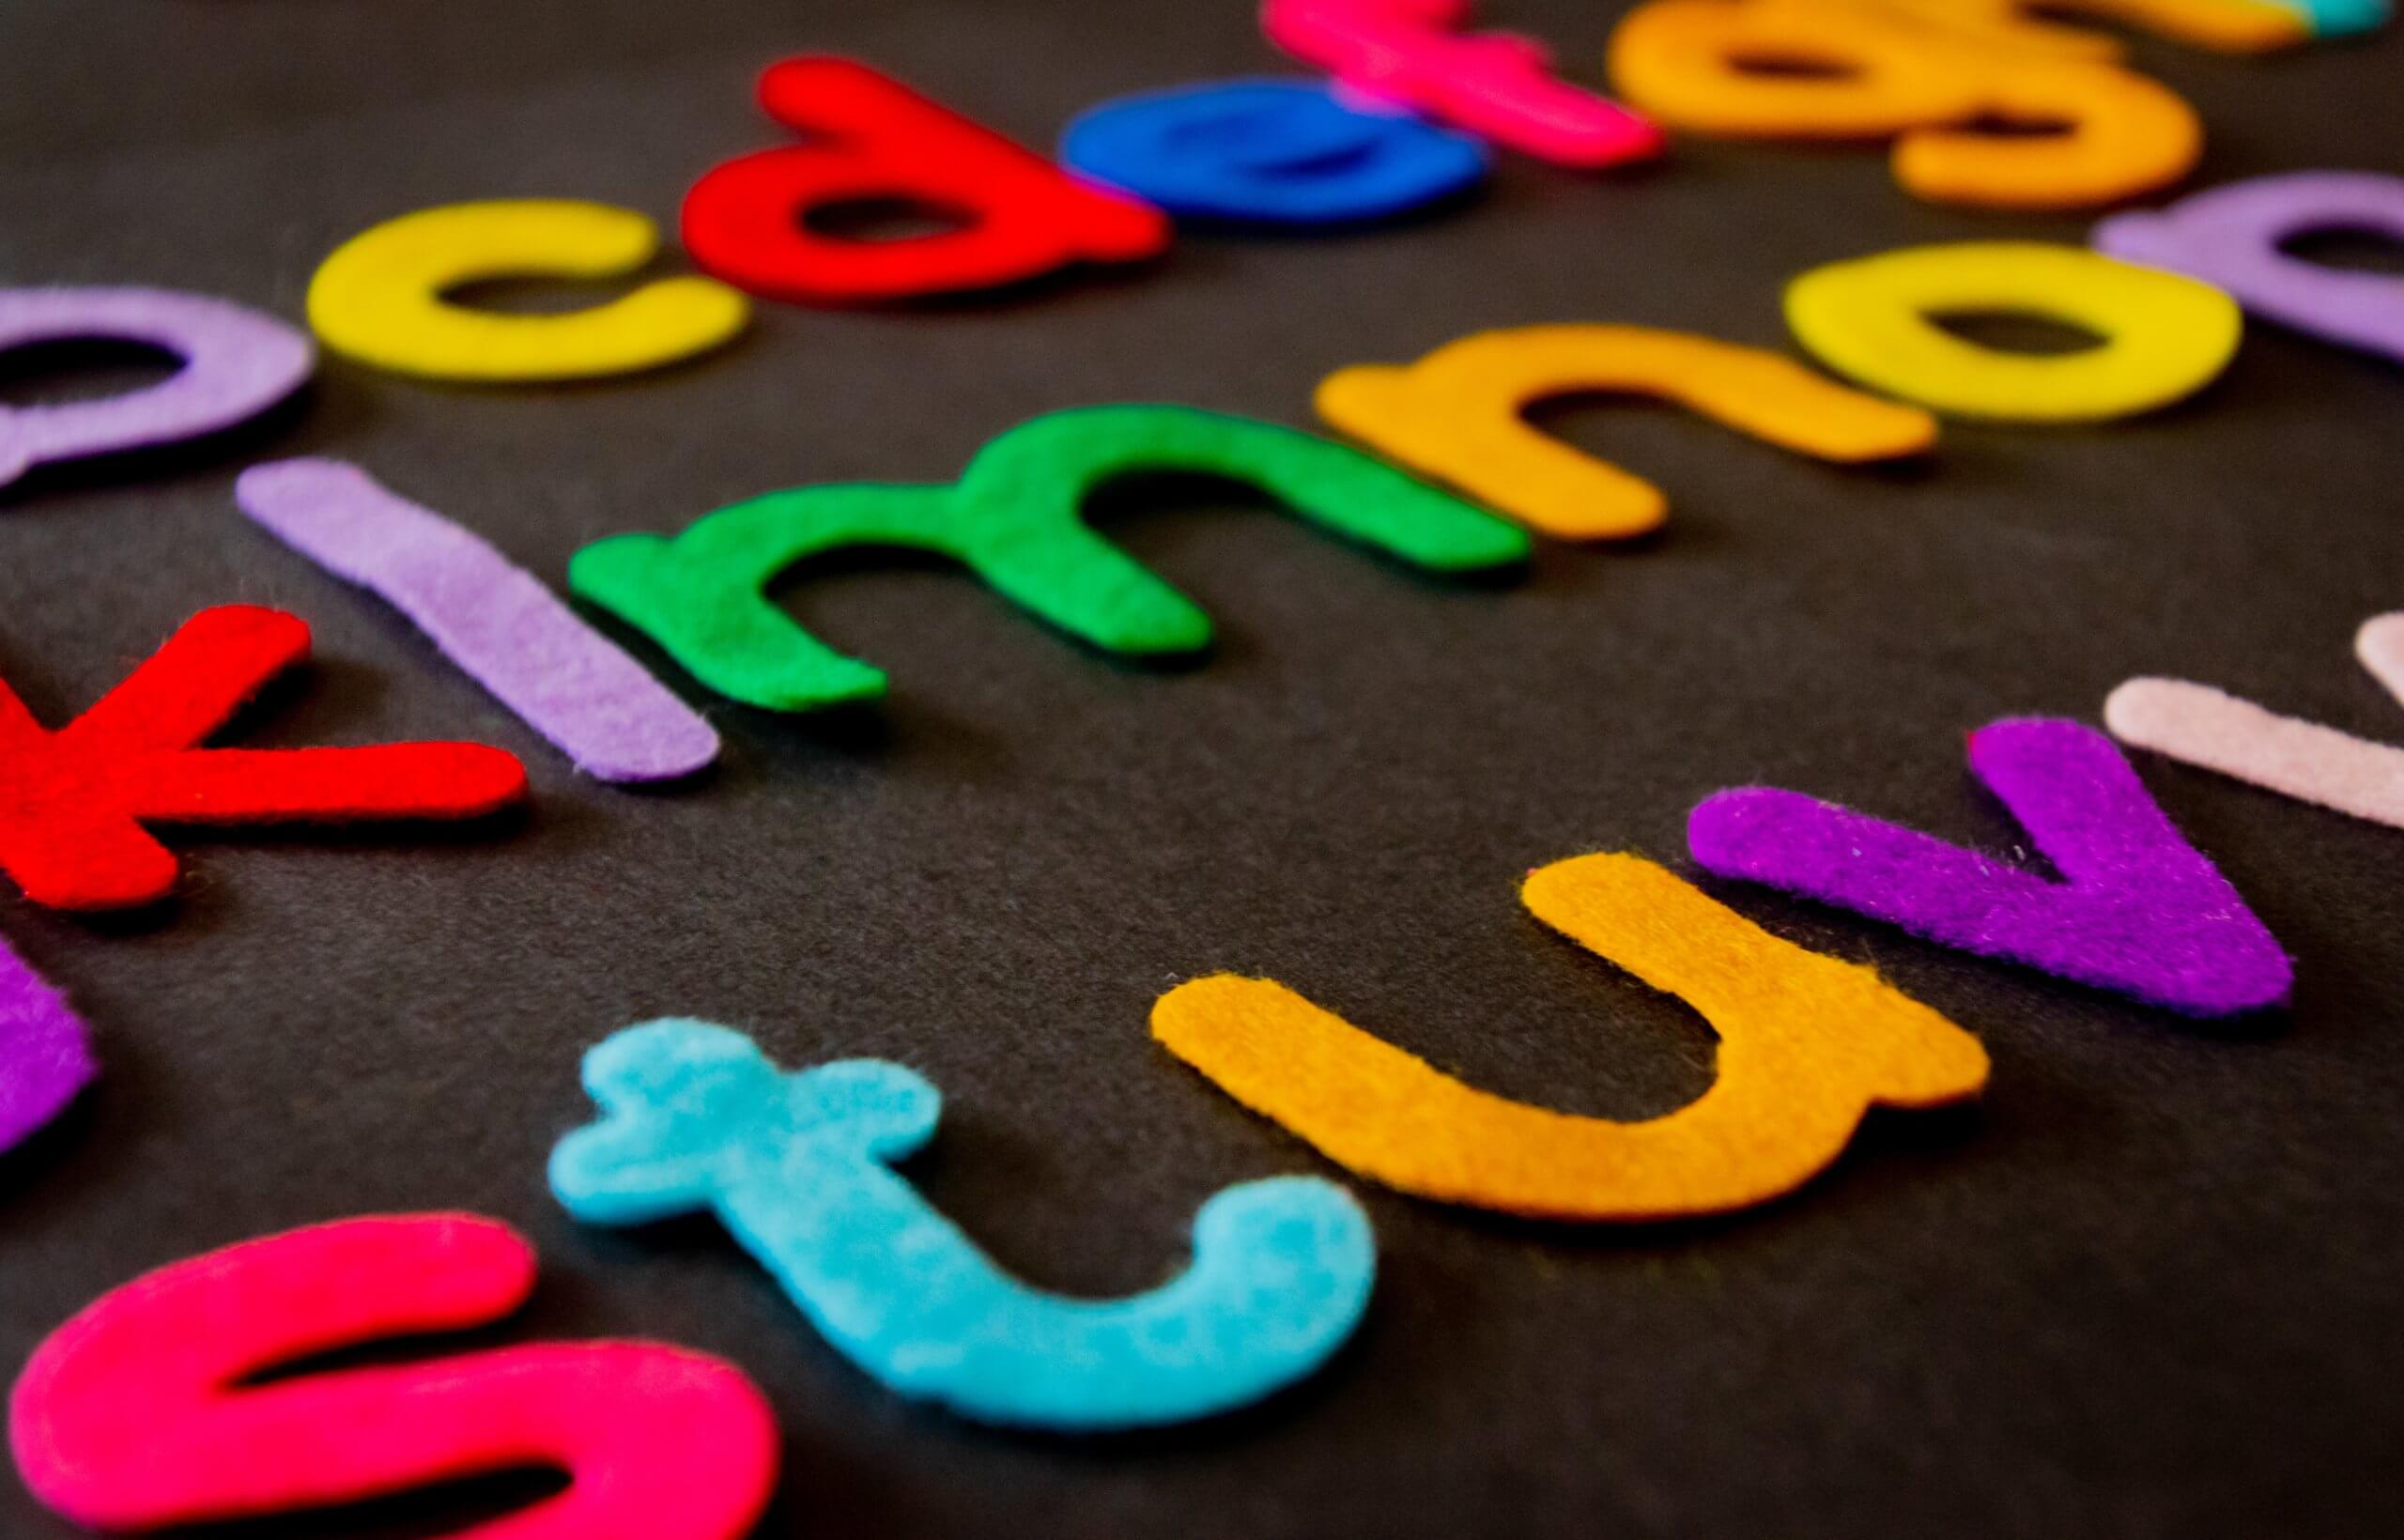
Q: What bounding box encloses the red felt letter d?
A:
[683,56,1171,304]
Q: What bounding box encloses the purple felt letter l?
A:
[0,931,96,1155]
[237,459,719,784]
[1687,717,2291,1017]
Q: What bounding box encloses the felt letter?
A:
[306,200,749,382]
[1317,325,1937,541]
[572,404,1528,711]
[1262,0,1662,168]
[1784,241,2242,422]
[238,459,718,783]
[1152,854,1987,1222]
[551,1020,1376,1430]
[2104,613,2404,831]
[0,287,312,490]
[8,1214,778,1537]
[1688,718,2291,1017]
[2095,172,2404,365]
[1793,0,2309,55]
[1058,79,1488,227]
[2270,0,2390,36]
[0,931,96,1156]
[0,605,528,910]
[1607,0,2202,209]
[681,57,1169,304]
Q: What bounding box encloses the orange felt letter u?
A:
[1152,854,1989,1223]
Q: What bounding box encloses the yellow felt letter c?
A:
[307,199,750,382]
[1316,325,1937,542]
[1151,854,1989,1223]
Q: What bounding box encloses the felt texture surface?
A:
[238,458,720,782]
[7,1213,780,1538]
[3,4,2400,1535]
[2104,611,2404,829]
[1059,80,1490,228]
[552,1020,1378,1429]
[2280,0,2391,32]
[1806,0,2312,54]
[1688,718,2293,1016]
[1262,0,1663,168]
[307,199,750,382]
[1152,854,1989,1221]
[0,288,313,489]
[2106,677,2404,827]
[0,605,529,910]
[1608,0,2204,208]
[572,404,1527,710]
[0,932,93,1156]
[2094,171,2404,364]
[681,57,1171,304]
[1316,323,1937,540]
[1785,241,2245,421]
[1801,0,2137,61]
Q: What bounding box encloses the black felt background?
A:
[3,3,2401,1535]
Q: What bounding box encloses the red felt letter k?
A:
[0,606,528,910]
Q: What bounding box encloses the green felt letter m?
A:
[569,405,1529,711]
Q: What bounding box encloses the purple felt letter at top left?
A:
[236,459,720,784]
[0,287,314,489]
[0,931,97,1155]
[1687,717,2292,1018]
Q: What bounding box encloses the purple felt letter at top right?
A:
[2094,172,2404,365]
[1687,718,2292,1018]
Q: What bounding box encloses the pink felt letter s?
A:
[8,1213,778,1539]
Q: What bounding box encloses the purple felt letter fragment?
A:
[2095,172,2404,365]
[237,458,719,783]
[0,932,96,1154]
[1687,717,2291,1017]
[0,286,314,488]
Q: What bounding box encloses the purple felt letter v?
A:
[0,931,96,1155]
[1687,718,2291,1017]
[238,458,719,784]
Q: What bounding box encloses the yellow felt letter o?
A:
[308,200,750,382]
[1785,242,2242,422]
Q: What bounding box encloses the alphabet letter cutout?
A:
[1263,0,1662,168]
[1316,325,1936,541]
[307,200,749,382]
[8,1214,779,1538]
[1058,79,1490,227]
[1785,242,2242,422]
[1151,854,1987,1222]
[0,606,528,910]
[0,287,312,491]
[681,57,1169,304]
[1791,0,2309,55]
[1607,0,2202,209]
[1688,718,2292,1017]
[2105,614,2404,831]
[0,931,95,1155]
[550,1020,1376,1430]
[239,459,719,783]
[2275,0,2389,36]
[2095,172,2404,366]
[572,405,1529,711]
